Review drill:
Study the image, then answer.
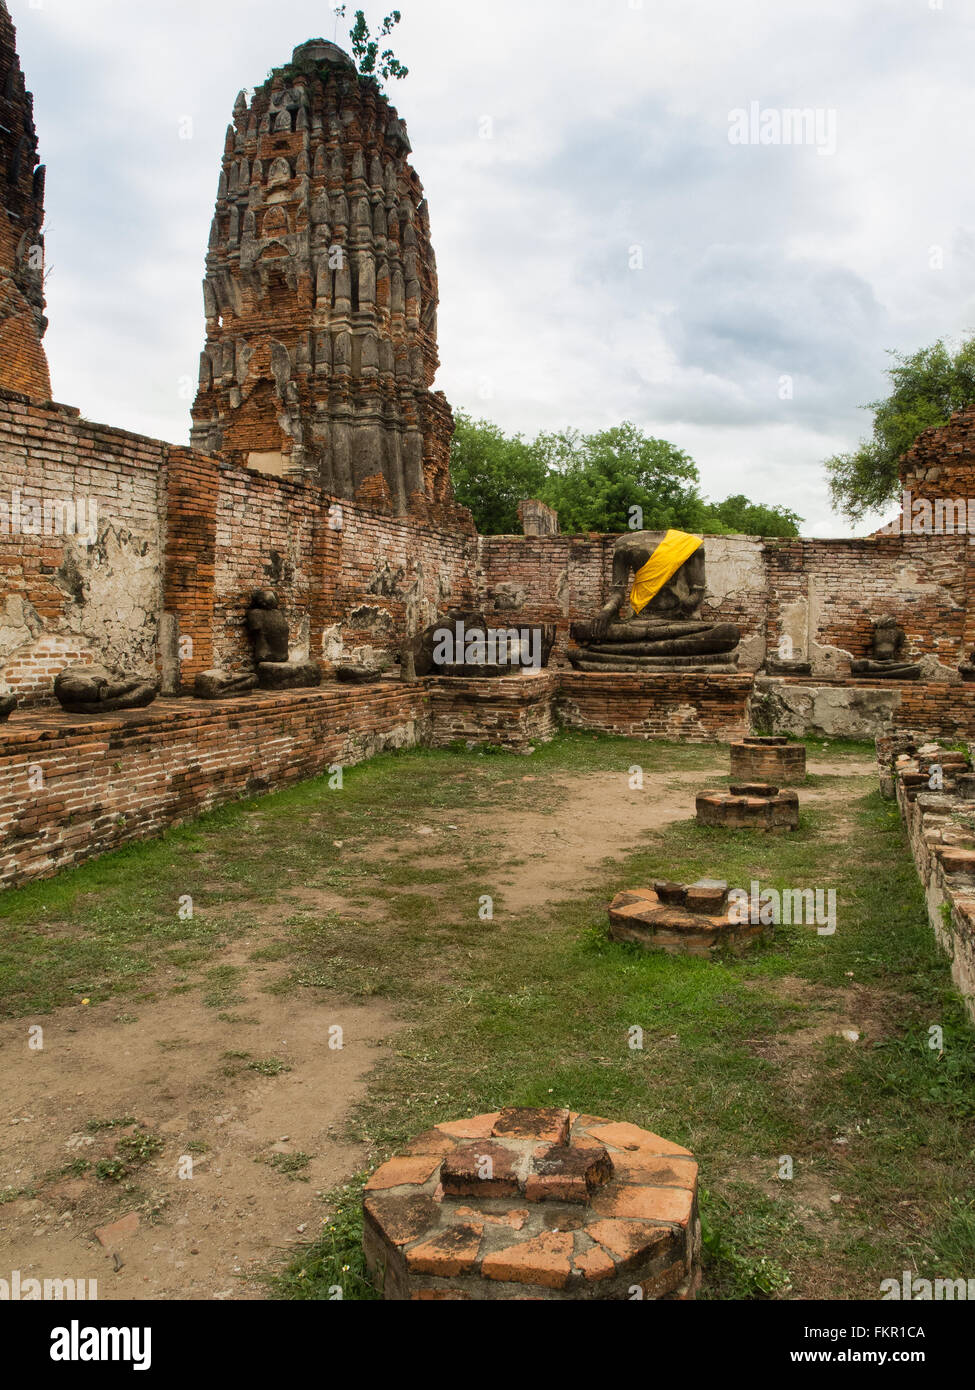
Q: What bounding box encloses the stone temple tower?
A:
[0,0,51,399]
[190,39,456,519]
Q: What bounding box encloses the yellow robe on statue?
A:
[629,530,703,615]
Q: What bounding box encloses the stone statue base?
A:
[764,658,812,677]
[411,610,556,679]
[335,665,382,685]
[0,694,17,722]
[569,618,740,673]
[54,664,159,714]
[257,660,322,690]
[193,670,259,700]
[850,661,921,680]
[568,649,739,673]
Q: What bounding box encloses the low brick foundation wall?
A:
[424,671,558,751]
[557,672,752,742]
[883,739,975,1024]
[0,670,759,890]
[0,682,429,889]
[753,676,975,741]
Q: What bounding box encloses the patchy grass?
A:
[247,1057,292,1077]
[263,1152,313,1180]
[3,731,972,1300]
[268,1179,379,1301]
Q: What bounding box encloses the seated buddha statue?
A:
[245,590,322,690]
[850,616,920,680]
[568,529,740,672]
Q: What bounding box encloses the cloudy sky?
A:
[12,0,975,535]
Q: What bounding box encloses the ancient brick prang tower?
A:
[190,38,456,519]
[0,0,51,399]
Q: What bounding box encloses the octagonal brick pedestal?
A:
[609,880,767,956]
[696,782,799,832]
[363,1107,701,1300]
[730,736,806,785]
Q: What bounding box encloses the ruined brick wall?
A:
[0,390,477,705]
[900,407,975,505]
[211,462,327,676]
[474,534,598,665]
[190,38,462,524]
[0,390,165,705]
[476,533,769,669]
[518,498,560,537]
[160,448,478,687]
[0,0,51,400]
[478,530,968,679]
[0,684,430,889]
[763,535,966,678]
[895,409,975,652]
[8,380,975,719]
[558,671,753,742]
[322,495,477,672]
[754,674,975,740]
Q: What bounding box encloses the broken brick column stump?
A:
[363,1106,701,1300]
[608,879,768,955]
[696,782,799,831]
[730,735,806,785]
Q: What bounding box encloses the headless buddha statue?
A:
[569,529,741,672]
[850,616,920,680]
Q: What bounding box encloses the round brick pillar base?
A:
[363,1107,701,1300]
[697,783,799,831]
[730,736,806,784]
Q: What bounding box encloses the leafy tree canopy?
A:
[705,493,802,538]
[449,413,548,535]
[449,415,802,537]
[826,337,975,522]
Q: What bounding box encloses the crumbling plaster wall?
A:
[0,391,165,705]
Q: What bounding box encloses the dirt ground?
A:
[0,750,877,1300]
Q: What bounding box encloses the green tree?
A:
[335,7,409,88]
[448,415,804,536]
[449,412,548,534]
[826,337,975,522]
[537,423,707,534]
[701,494,801,538]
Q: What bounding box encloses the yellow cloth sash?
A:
[629,530,703,614]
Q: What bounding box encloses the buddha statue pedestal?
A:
[193,670,259,700]
[54,664,159,715]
